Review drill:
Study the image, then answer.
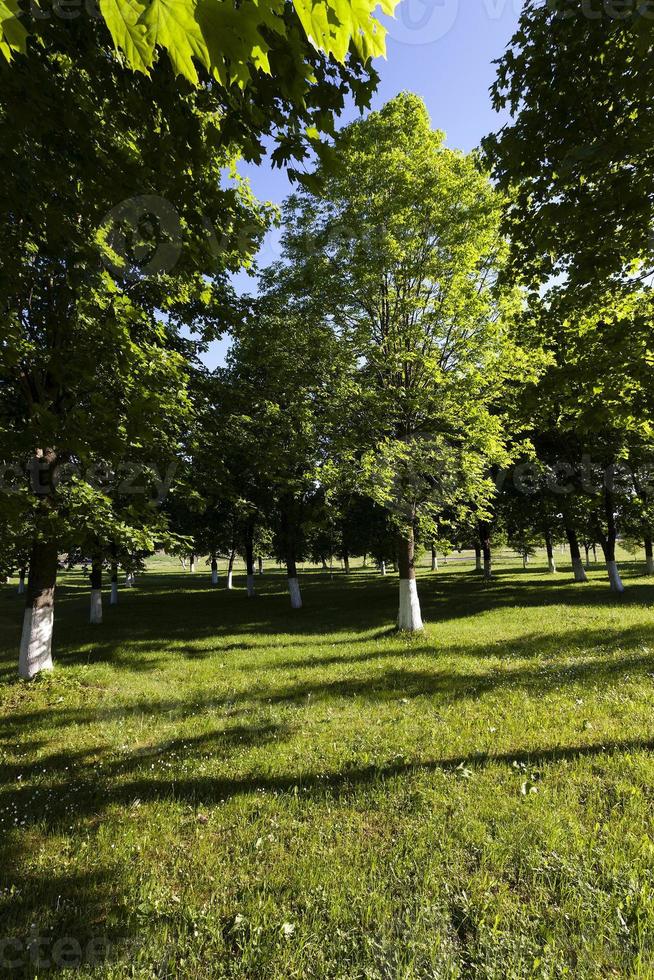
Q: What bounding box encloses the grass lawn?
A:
[1,556,654,978]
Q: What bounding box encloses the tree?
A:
[512,287,654,591]
[1,2,391,178]
[0,31,270,677]
[281,93,531,630]
[224,282,350,608]
[484,2,654,293]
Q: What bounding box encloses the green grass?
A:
[1,556,654,978]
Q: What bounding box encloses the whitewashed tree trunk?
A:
[548,556,557,574]
[645,536,654,575]
[566,527,588,582]
[484,559,492,579]
[19,605,54,680]
[431,547,438,572]
[226,548,236,590]
[397,530,423,632]
[606,560,625,593]
[258,556,263,575]
[110,582,118,605]
[89,558,103,623]
[125,573,134,588]
[211,568,218,586]
[189,554,196,574]
[380,561,386,576]
[288,577,302,609]
[475,552,482,572]
[90,590,103,624]
[398,578,423,631]
[246,574,256,597]
[18,542,57,680]
[17,570,25,595]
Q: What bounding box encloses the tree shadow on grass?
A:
[2,623,653,744]
[1,565,652,681]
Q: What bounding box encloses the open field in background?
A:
[1,557,653,977]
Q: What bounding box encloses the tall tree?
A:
[484,1,654,293]
[0,31,268,677]
[281,93,531,630]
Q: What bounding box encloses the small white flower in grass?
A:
[281,922,295,938]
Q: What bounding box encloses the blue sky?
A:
[205,0,523,368]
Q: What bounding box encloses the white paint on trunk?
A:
[90,589,103,624]
[484,559,492,580]
[110,582,118,605]
[398,578,423,632]
[646,556,654,576]
[380,561,386,576]
[125,573,133,588]
[475,554,482,572]
[432,556,438,572]
[606,560,625,593]
[19,606,54,680]
[17,572,25,595]
[226,571,233,590]
[572,558,588,583]
[288,577,302,609]
[211,569,218,586]
[548,557,557,574]
[190,559,196,574]
[246,574,256,597]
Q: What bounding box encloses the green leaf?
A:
[141,0,210,83]
[99,0,152,74]
[0,0,27,63]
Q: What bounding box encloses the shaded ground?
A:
[1,557,653,977]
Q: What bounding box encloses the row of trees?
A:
[2,5,654,680]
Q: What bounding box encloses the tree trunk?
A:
[343,549,350,574]
[17,568,26,595]
[211,556,218,586]
[258,555,263,575]
[19,541,57,680]
[478,523,492,580]
[431,544,438,572]
[110,564,118,605]
[380,560,386,576]
[189,553,196,574]
[245,527,256,598]
[645,533,654,576]
[281,498,302,609]
[90,555,103,624]
[596,488,624,593]
[227,549,235,590]
[545,532,556,574]
[474,542,482,573]
[565,526,588,582]
[397,529,423,631]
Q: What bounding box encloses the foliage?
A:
[484,1,654,293]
